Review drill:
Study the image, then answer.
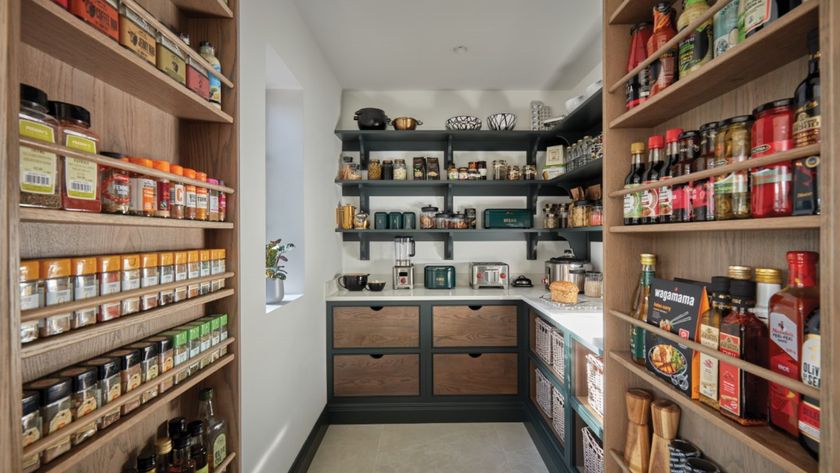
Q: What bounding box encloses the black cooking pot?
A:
[338,273,369,291]
[354,108,390,130]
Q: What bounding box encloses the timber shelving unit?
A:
[602,1,837,473]
[1,0,240,471]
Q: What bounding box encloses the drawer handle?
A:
[468,305,482,311]
[468,353,482,358]
[370,354,384,359]
[370,306,384,311]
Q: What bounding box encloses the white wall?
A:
[239,1,342,471]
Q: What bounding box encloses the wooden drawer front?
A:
[333,306,420,348]
[333,354,420,397]
[432,305,518,347]
[433,353,518,395]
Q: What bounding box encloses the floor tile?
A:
[306,424,384,473]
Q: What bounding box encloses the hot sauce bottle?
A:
[659,128,683,223]
[768,251,819,437]
[641,135,665,224]
[626,23,652,110]
[647,3,678,96]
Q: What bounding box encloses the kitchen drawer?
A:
[432,305,518,347]
[333,306,420,348]
[433,353,518,395]
[333,354,420,397]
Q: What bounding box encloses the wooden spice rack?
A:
[169,0,234,18]
[20,208,235,229]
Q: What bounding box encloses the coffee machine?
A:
[392,236,415,289]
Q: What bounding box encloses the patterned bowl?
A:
[487,113,517,130]
[446,115,482,130]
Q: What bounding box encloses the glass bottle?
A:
[100,152,130,214]
[19,84,62,209]
[739,0,803,40]
[753,267,782,326]
[678,0,713,76]
[630,254,656,365]
[167,435,196,473]
[192,444,209,473]
[699,121,719,220]
[647,3,678,96]
[792,30,820,215]
[198,388,227,470]
[207,178,221,222]
[626,22,652,110]
[698,276,731,410]
[719,279,768,425]
[624,142,646,225]
[673,132,696,222]
[156,437,172,473]
[153,160,171,218]
[768,251,819,437]
[799,307,820,458]
[50,101,102,212]
[138,453,156,473]
[641,135,665,224]
[659,128,683,223]
[184,168,198,220]
[128,158,157,217]
[682,131,706,222]
[199,41,222,109]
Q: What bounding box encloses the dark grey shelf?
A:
[543,89,603,135]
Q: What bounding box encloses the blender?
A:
[392,236,415,289]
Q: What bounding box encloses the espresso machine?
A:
[392,236,415,289]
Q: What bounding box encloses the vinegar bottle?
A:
[630,254,656,365]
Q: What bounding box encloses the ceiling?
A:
[293,0,602,90]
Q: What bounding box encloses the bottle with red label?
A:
[647,3,678,96]
[799,307,820,458]
[641,135,665,224]
[672,131,695,222]
[768,251,819,437]
[659,128,683,223]
[750,98,795,218]
[626,22,652,110]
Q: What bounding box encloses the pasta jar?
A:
[127,157,156,216]
[199,250,212,295]
[71,257,98,329]
[98,255,121,322]
[207,178,221,221]
[751,98,794,218]
[140,253,159,311]
[69,0,118,41]
[25,377,73,463]
[169,165,186,219]
[19,260,42,344]
[147,335,174,393]
[99,152,130,214]
[183,168,198,219]
[110,349,142,415]
[56,366,98,446]
[126,341,159,404]
[393,159,407,180]
[118,1,155,63]
[81,357,121,429]
[120,254,141,316]
[714,115,752,220]
[195,172,209,220]
[572,200,592,227]
[367,159,382,180]
[153,160,171,218]
[50,102,101,213]
[19,84,62,209]
[218,179,227,222]
[159,252,175,306]
[40,259,73,337]
[21,390,42,473]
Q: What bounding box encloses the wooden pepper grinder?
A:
[648,399,681,473]
[624,389,653,473]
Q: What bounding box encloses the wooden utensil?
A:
[624,389,653,473]
[649,400,681,473]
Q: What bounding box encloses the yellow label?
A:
[213,433,227,467]
[127,372,142,390]
[49,409,73,433]
[77,396,97,417]
[64,135,97,200]
[19,119,58,194]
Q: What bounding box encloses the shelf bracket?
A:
[359,234,370,261]
[358,184,370,214]
[444,232,454,260]
[444,134,454,170]
[528,136,541,166]
[527,185,541,215]
[526,233,539,260]
[445,183,454,213]
[359,135,369,169]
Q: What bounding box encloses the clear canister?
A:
[71,257,98,329]
[98,255,122,322]
[120,254,141,316]
[40,259,73,337]
[140,253,159,311]
[19,260,42,344]
[158,252,175,306]
[126,341,159,404]
[81,357,121,429]
[21,390,42,473]
[56,366,98,446]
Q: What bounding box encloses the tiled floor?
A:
[306,422,549,473]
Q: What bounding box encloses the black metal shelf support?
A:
[358,135,368,169]
[360,234,370,261]
[445,233,454,260]
[445,134,454,170]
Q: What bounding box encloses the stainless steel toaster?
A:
[470,262,510,289]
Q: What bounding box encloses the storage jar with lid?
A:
[219,313,229,343]
[199,41,223,108]
[187,250,201,279]
[80,357,121,429]
[126,341,159,404]
[447,164,458,180]
[523,164,537,180]
[140,253,159,311]
[40,259,73,337]
[199,249,212,295]
[121,254,141,316]
[110,348,142,415]
[195,172,209,220]
[698,121,719,221]
[56,366,99,446]
[152,160,171,218]
[156,32,187,84]
[169,164,186,219]
[382,160,394,180]
[175,251,188,283]
[214,249,227,291]
[449,213,467,229]
[584,272,603,298]
[21,390,42,473]
[367,159,382,180]
[572,200,592,227]
[72,257,98,329]
[207,178,221,221]
[128,157,156,216]
[457,167,469,180]
[25,377,73,462]
[507,165,522,180]
[159,252,175,305]
[354,211,369,229]
[393,159,407,180]
[183,168,198,219]
[714,115,752,220]
[493,160,508,180]
[69,0,118,40]
[19,260,42,344]
[50,101,102,213]
[186,57,211,100]
[751,98,794,218]
[118,1,155,63]
[162,329,189,384]
[185,324,202,374]
[434,212,449,229]
[147,335,174,392]
[99,152,130,214]
[19,84,62,209]
[98,255,122,322]
[590,201,603,226]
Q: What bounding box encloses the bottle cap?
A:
[631,142,645,154]
[169,417,187,438]
[19,260,39,282]
[156,437,172,455]
[727,265,753,281]
[710,276,730,294]
[48,101,91,126]
[754,268,782,284]
[729,279,756,299]
[21,84,49,108]
[648,135,664,149]
[786,251,819,266]
[172,434,190,449]
[640,253,656,265]
[188,420,204,436]
[199,387,214,401]
[153,160,171,173]
[665,128,684,143]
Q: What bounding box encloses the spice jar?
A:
[714,116,752,220]
[71,257,98,329]
[80,357,121,429]
[413,157,426,180]
[40,259,73,337]
[162,329,189,384]
[118,1,155,63]
[464,208,477,229]
[584,272,604,298]
[468,168,480,180]
[186,57,211,100]
[450,213,468,229]
[199,249,212,295]
[447,164,458,181]
[19,84,62,209]
[544,212,559,229]
[184,168,198,219]
[197,319,213,365]
[99,152,130,214]
[393,159,407,180]
[507,165,522,180]
[128,157,156,217]
[110,349,142,415]
[210,249,223,275]
[751,99,794,218]
[50,102,102,213]
[572,200,592,227]
[56,366,98,446]
[185,324,202,374]
[25,377,72,463]
[159,252,175,306]
[353,211,369,229]
[458,167,469,180]
[174,250,188,284]
[590,201,603,226]
[219,312,229,342]
[493,160,508,180]
[195,172,209,221]
[367,159,382,180]
[120,254,141,316]
[98,255,121,322]
[69,0,118,41]
[147,335,174,393]
[21,390,42,473]
[523,164,537,180]
[218,179,227,222]
[140,253,159,311]
[207,178,221,221]
[152,160,171,218]
[477,161,487,179]
[19,260,42,344]
[216,249,227,290]
[435,212,449,229]
[127,341,159,404]
[204,315,222,347]
[156,33,187,84]
[169,164,186,219]
[382,160,394,180]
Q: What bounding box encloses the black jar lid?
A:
[716,117,731,129]
[101,151,126,159]
[82,357,121,380]
[22,390,40,416]
[699,121,718,132]
[127,341,159,361]
[752,98,794,116]
[109,349,142,370]
[169,417,187,438]
[48,101,91,127]
[678,130,700,140]
[20,84,49,109]
[710,276,731,294]
[137,453,156,471]
[57,366,98,392]
[574,199,591,206]
[188,420,204,437]
[422,205,439,212]
[729,279,757,300]
[147,336,173,354]
[728,114,753,125]
[24,377,72,404]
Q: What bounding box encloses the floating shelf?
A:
[170,0,234,18]
[610,351,818,473]
[543,89,603,134]
[21,0,234,123]
[20,208,235,229]
[609,216,821,233]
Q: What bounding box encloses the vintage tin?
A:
[186,57,210,100]
[69,0,119,41]
[483,208,533,228]
[424,265,456,289]
[119,2,157,64]
[156,33,186,85]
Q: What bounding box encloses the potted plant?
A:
[266,238,295,304]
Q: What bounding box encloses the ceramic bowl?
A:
[487,113,517,130]
[367,280,386,291]
[446,115,482,130]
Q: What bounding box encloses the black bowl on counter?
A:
[338,273,369,291]
[367,280,386,291]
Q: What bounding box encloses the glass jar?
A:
[71,257,98,329]
[110,349,142,415]
[56,366,98,446]
[100,152,130,214]
[493,160,508,180]
[186,323,202,364]
[477,161,488,180]
[40,259,73,337]
[544,213,559,229]
[120,254,141,316]
[750,99,794,218]
[584,272,604,298]
[98,255,121,323]
[447,164,458,181]
[590,201,604,226]
[140,253,159,311]
[147,335,174,393]
[210,249,223,275]
[152,160,171,218]
[162,329,189,383]
[218,179,227,222]
[207,178,221,221]
[450,213,468,229]
[159,252,175,306]
[367,159,382,180]
[126,341,159,404]
[523,164,537,180]
[128,157,156,217]
[24,377,72,463]
[219,313,229,343]
[382,160,394,180]
[464,208,477,229]
[184,168,198,220]
[175,251,188,282]
[169,164,186,219]
[467,168,479,180]
[458,167,469,180]
[435,212,449,229]
[558,203,570,228]
[195,172,209,221]
[50,101,101,212]
[21,390,42,473]
[714,115,752,220]
[199,249,212,279]
[81,357,121,429]
[19,84,62,209]
[187,250,201,279]
[393,159,407,180]
[572,200,591,228]
[19,260,42,344]
[353,211,369,229]
[507,165,522,180]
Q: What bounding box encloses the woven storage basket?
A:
[585,353,604,417]
[582,426,604,473]
[535,368,553,418]
[535,317,552,363]
[551,386,566,443]
[550,329,565,379]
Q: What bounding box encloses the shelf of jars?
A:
[608,0,665,25]
[170,0,234,18]
[20,208,235,229]
[609,215,821,233]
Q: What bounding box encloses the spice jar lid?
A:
[640,253,656,265]
[141,253,158,268]
[57,366,98,392]
[129,157,154,168]
[153,160,170,173]
[196,172,208,182]
[630,142,645,154]
[218,249,226,259]
[199,250,210,262]
[174,251,188,265]
[156,437,173,455]
[210,249,221,260]
[109,349,141,369]
[162,329,188,347]
[101,151,126,159]
[183,168,197,180]
[24,377,72,404]
[678,130,700,140]
[207,178,219,185]
[157,252,173,266]
[728,115,753,125]
[422,205,439,212]
[120,254,140,271]
[81,357,120,380]
[40,258,71,279]
[699,121,718,132]
[753,98,794,116]
[716,117,732,129]
[19,260,39,282]
[574,199,591,205]
[727,265,753,280]
[22,390,40,416]
[21,84,49,109]
[147,335,173,354]
[755,268,782,284]
[187,250,200,263]
[98,255,121,273]
[72,257,97,276]
[170,164,184,176]
[218,313,228,326]
[127,341,159,360]
[48,101,91,127]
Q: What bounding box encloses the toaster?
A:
[470,262,510,289]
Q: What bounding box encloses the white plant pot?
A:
[267,278,285,304]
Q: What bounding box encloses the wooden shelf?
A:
[20,208,235,229]
[608,0,665,25]
[214,452,237,472]
[609,216,821,233]
[610,351,818,473]
[608,310,819,398]
[21,0,234,123]
[573,395,604,431]
[170,0,234,18]
[607,449,632,473]
[609,1,819,128]
[27,349,235,473]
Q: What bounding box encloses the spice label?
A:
[122,297,140,314]
[751,166,792,186]
[741,0,772,37]
[769,311,798,361]
[719,333,741,417]
[161,269,175,284]
[210,193,220,213]
[46,288,72,306]
[212,433,227,467]
[100,301,121,321]
[142,275,159,287]
[793,103,820,147]
[77,396,98,418]
[49,407,73,433]
[658,184,673,218]
[678,21,712,74]
[799,399,820,441]
[196,192,209,212]
[20,293,40,311]
[623,184,642,219]
[163,355,174,371]
[64,157,98,201]
[126,372,142,391]
[19,119,59,194]
[75,282,97,300]
[802,333,821,388]
[105,378,121,402]
[171,183,186,206]
[101,279,121,295]
[714,1,739,56]
[186,189,197,208]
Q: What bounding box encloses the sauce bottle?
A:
[630,254,656,365]
[754,268,782,326]
[647,3,678,96]
[641,135,665,224]
[199,41,222,109]
[699,122,719,220]
[659,128,683,223]
[671,132,694,223]
[698,276,731,410]
[626,22,652,110]
[799,308,820,458]
[739,0,803,40]
[678,0,713,77]
[768,251,819,437]
[792,30,820,216]
[624,143,646,225]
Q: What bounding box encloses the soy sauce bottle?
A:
[624,142,647,225]
[641,135,665,224]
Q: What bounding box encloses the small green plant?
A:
[266,239,295,280]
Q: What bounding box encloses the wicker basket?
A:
[586,353,605,418]
[582,426,605,473]
[550,329,565,379]
[535,317,552,364]
[551,386,566,443]
[535,368,553,418]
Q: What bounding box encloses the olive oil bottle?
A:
[630,254,656,365]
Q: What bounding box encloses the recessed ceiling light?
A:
[452,45,469,54]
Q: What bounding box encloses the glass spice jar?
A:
[572,200,591,227]
[56,366,98,446]
[71,257,98,329]
[590,201,604,226]
[21,390,42,473]
[195,172,209,221]
[140,253,159,311]
[175,251,188,283]
[218,179,227,222]
[507,165,522,180]
[750,99,794,218]
[493,160,508,180]
[162,329,188,385]
[207,178,221,222]
[147,335,174,393]
[523,164,537,180]
[420,205,438,229]
[367,159,382,180]
[110,349,142,415]
[447,164,458,181]
[98,255,121,322]
[435,212,449,229]
[19,84,62,209]
[169,164,186,219]
[50,101,102,213]
[100,152,130,214]
[458,167,469,180]
[126,341,159,404]
[714,115,752,220]
[382,160,394,180]
[128,157,156,217]
[183,168,198,220]
[219,313,229,342]
[393,159,407,180]
[544,212,559,229]
[40,259,73,337]
[477,161,487,179]
[80,357,121,429]
[25,377,73,463]
[120,254,141,316]
[19,260,42,344]
[152,160,171,218]
[158,252,175,306]
[450,213,468,229]
[199,249,212,295]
